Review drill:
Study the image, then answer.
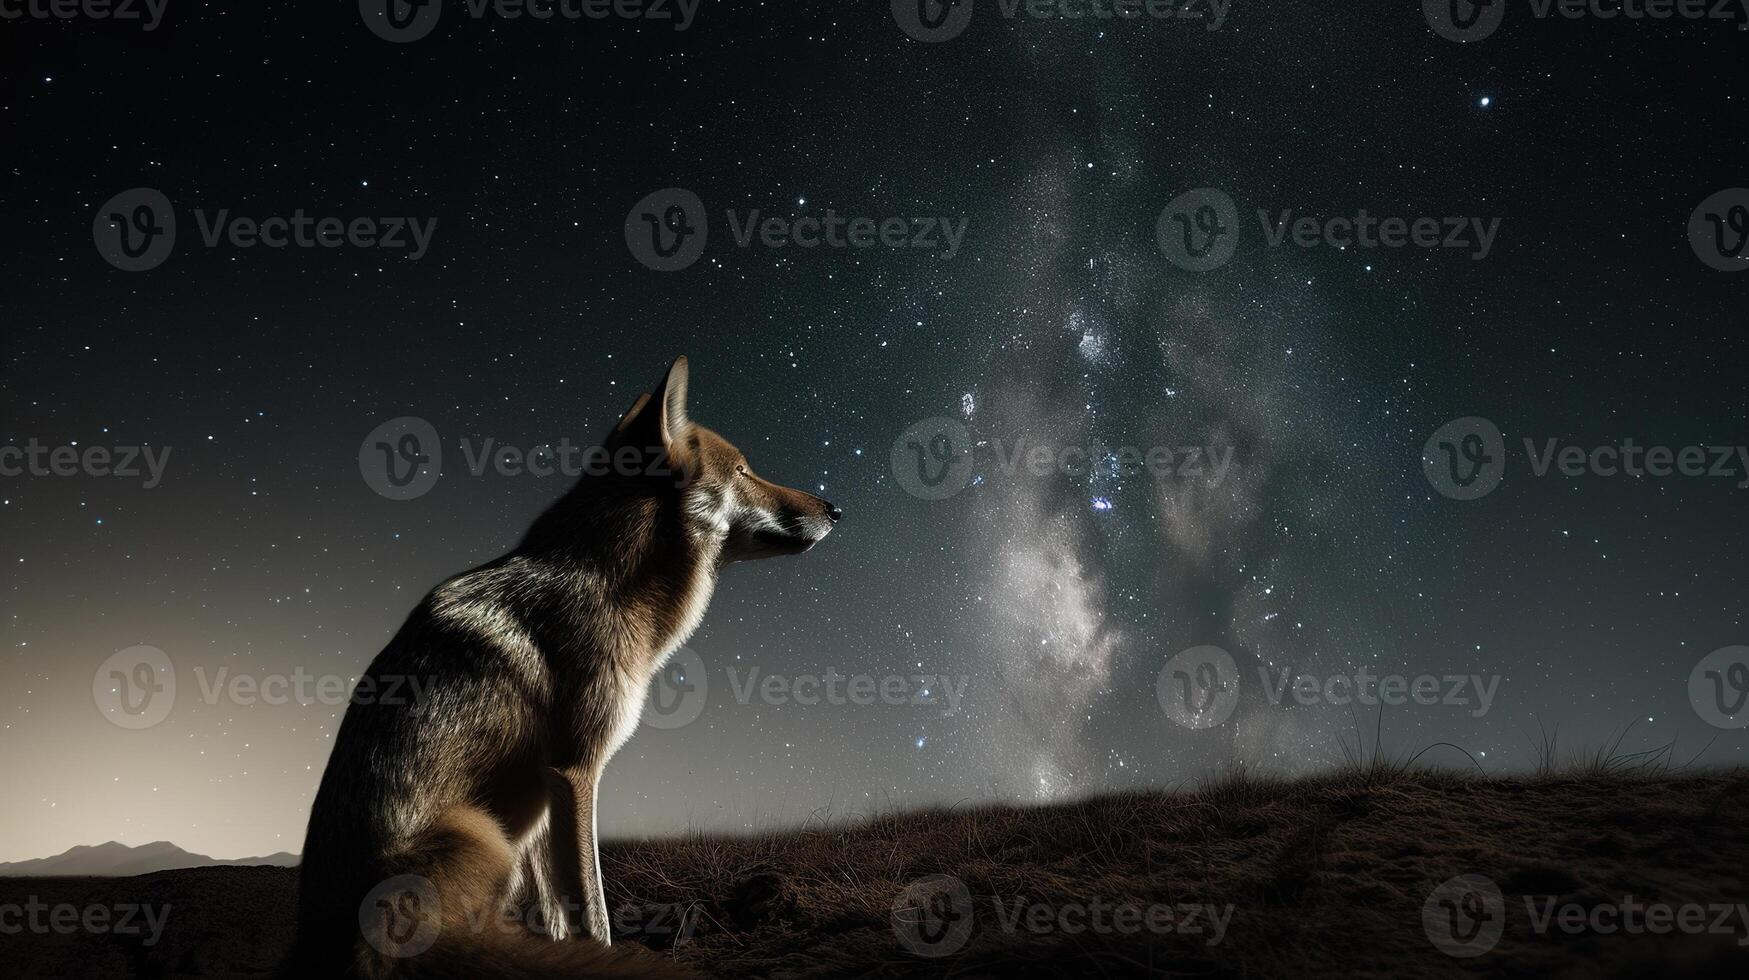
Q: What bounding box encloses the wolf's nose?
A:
[826,504,843,523]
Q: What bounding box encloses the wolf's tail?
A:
[285,904,693,980]
[289,804,696,979]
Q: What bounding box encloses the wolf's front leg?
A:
[550,766,612,944]
[511,813,570,940]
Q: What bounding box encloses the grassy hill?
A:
[4,769,1747,978]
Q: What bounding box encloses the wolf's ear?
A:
[654,355,690,443]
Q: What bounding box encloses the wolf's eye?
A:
[735,463,747,475]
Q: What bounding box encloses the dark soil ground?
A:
[5,770,1749,978]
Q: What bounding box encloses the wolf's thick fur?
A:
[288,357,837,978]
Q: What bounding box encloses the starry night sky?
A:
[3,1,1746,862]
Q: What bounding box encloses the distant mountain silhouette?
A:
[0,841,298,877]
